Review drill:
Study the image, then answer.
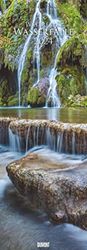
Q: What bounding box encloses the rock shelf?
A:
[0,118,87,154]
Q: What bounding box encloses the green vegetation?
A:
[28,87,39,106]
[0,0,87,107]
[0,0,35,70]
[55,0,87,106]
[56,2,83,34]
[28,87,46,107]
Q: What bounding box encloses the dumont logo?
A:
[37,242,50,248]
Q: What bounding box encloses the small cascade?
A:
[26,125,45,151]
[24,124,82,155]
[9,128,20,152]
[57,132,64,153]
[46,128,64,153]
[18,0,68,107]
[72,131,75,155]
[25,124,64,153]
[7,119,87,155]
[26,126,30,152]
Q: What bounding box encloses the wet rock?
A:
[38,77,49,96]
[51,211,67,224]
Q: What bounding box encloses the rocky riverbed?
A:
[7,147,87,230]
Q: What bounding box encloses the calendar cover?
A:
[0,0,87,250]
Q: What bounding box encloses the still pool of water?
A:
[0,145,87,250]
[0,107,87,123]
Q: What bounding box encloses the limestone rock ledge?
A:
[6,150,87,230]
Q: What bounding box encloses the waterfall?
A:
[9,128,20,152]
[25,124,64,153]
[33,5,42,84]
[17,0,68,107]
[18,0,42,106]
[72,131,75,155]
[46,0,68,107]
[46,52,61,107]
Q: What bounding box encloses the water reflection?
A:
[0,107,87,123]
[46,107,60,121]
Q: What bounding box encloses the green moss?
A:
[56,2,84,34]
[8,95,18,106]
[56,66,85,104]
[27,86,46,107]
[1,80,9,106]
[66,95,87,107]
[0,0,36,70]
[28,87,39,106]
[0,0,12,12]
[56,32,87,105]
[57,34,87,69]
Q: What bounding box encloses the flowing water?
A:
[46,0,67,107]
[18,0,68,107]
[0,145,87,250]
[18,0,42,106]
[9,128,21,152]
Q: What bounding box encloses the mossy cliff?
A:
[55,0,87,106]
[0,0,87,106]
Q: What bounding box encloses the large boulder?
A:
[7,148,87,229]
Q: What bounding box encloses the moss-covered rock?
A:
[57,35,87,68]
[27,77,49,107]
[56,1,84,34]
[67,0,87,18]
[8,94,18,106]
[28,87,39,107]
[0,0,36,106]
[56,33,87,104]
[0,0,36,70]
[56,70,85,104]
[28,86,46,107]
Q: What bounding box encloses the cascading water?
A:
[46,0,68,107]
[9,128,20,152]
[18,0,68,107]
[18,0,43,106]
